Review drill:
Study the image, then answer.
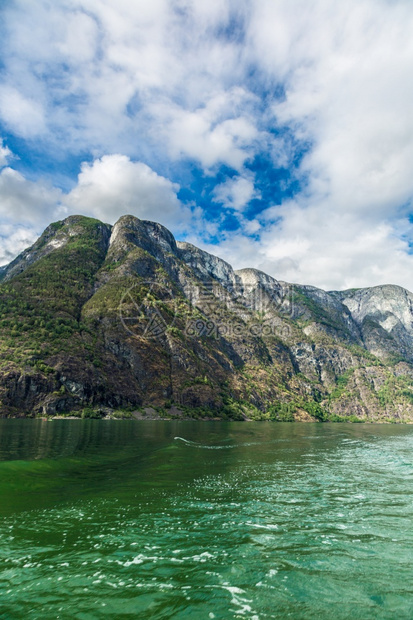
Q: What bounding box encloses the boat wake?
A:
[173,437,261,449]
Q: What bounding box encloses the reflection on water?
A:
[0,420,413,619]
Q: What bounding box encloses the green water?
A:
[0,420,412,619]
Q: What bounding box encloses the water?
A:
[0,420,413,619]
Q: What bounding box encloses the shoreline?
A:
[1,405,411,424]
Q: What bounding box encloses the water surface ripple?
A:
[0,420,412,619]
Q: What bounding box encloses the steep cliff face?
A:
[1,214,413,422]
[334,286,413,363]
[177,241,238,288]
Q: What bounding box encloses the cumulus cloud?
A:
[1,1,413,290]
[236,0,413,289]
[201,0,413,291]
[259,205,413,292]
[0,150,191,265]
[213,174,259,211]
[0,86,46,138]
[206,202,413,292]
[0,1,262,167]
[259,0,413,218]
[61,154,190,228]
[0,139,12,168]
[153,89,260,171]
[0,224,39,266]
[0,166,62,225]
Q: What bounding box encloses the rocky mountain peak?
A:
[235,267,277,287]
[0,215,111,283]
[338,285,413,331]
[2,214,413,421]
[108,215,177,264]
[176,241,238,288]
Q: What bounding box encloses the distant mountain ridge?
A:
[1,214,413,422]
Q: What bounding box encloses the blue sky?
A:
[1,0,413,291]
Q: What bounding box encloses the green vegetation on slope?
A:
[0,217,108,368]
[1,214,413,422]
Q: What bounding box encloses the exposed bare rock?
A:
[1,213,413,422]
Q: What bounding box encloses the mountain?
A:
[1,214,413,422]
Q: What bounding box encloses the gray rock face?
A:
[338,285,413,331]
[3,212,413,421]
[334,285,413,361]
[109,215,177,257]
[177,242,239,288]
[293,285,362,343]
[235,267,280,289]
[232,268,291,321]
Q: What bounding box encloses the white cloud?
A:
[0,166,62,224]
[235,0,413,289]
[0,224,39,266]
[207,201,413,292]
[213,175,259,211]
[0,1,261,167]
[0,153,194,264]
[151,89,260,171]
[0,86,46,138]
[259,203,413,291]
[1,1,413,290]
[62,154,190,228]
[0,139,12,168]
[56,10,99,64]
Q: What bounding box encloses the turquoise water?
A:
[0,420,413,619]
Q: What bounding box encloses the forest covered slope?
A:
[1,214,413,422]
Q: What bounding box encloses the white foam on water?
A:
[205,584,259,618]
[123,554,158,567]
[174,437,269,450]
[246,522,279,531]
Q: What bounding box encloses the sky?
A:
[1,0,413,291]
